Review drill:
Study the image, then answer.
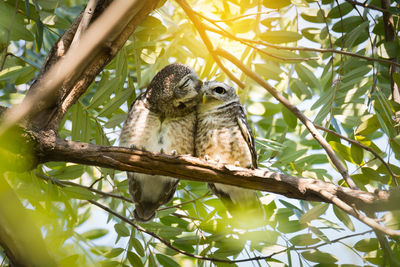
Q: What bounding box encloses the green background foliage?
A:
[0,0,399,266]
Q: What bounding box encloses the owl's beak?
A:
[202,93,208,104]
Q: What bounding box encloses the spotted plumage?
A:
[120,63,202,222]
[196,81,265,227]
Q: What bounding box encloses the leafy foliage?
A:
[0,0,400,266]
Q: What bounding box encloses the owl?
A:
[119,63,202,222]
[196,81,265,227]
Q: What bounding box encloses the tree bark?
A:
[34,133,398,214]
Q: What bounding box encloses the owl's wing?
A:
[236,105,258,168]
[119,92,148,147]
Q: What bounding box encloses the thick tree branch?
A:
[0,0,160,135]
[34,134,399,215]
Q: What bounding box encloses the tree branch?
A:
[34,134,399,215]
[0,0,160,136]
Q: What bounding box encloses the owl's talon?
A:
[234,161,240,167]
[171,150,177,156]
[160,148,165,154]
[141,146,146,151]
[130,144,136,150]
[204,155,210,161]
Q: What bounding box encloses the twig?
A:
[213,47,358,190]
[316,189,400,237]
[157,192,211,211]
[345,0,386,12]
[314,124,399,180]
[203,23,400,68]
[70,0,99,50]
[88,199,277,263]
[35,172,133,203]
[195,12,317,62]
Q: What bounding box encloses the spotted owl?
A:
[119,63,202,222]
[196,81,265,227]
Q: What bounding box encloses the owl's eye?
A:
[180,78,190,89]
[214,87,226,94]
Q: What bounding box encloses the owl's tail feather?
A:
[134,204,156,222]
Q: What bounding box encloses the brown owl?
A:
[196,81,265,227]
[119,63,202,221]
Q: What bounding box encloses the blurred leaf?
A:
[333,205,354,231]
[155,254,180,267]
[350,143,364,165]
[127,251,144,267]
[282,107,297,129]
[327,2,353,18]
[131,237,145,257]
[104,248,124,258]
[301,249,337,263]
[81,229,109,240]
[114,223,130,237]
[332,16,364,33]
[263,0,291,8]
[299,203,329,224]
[0,2,34,41]
[290,233,320,246]
[259,30,302,44]
[354,238,379,252]
[62,186,95,200]
[295,63,321,90]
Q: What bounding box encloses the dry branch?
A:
[34,134,399,215]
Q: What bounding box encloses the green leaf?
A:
[295,63,321,90]
[0,66,32,81]
[131,237,145,257]
[289,233,320,246]
[332,16,364,33]
[254,63,283,81]
[104,248,124,258]
[62,186,95,200]
[301,9,325,23]
[329,141,354,164]
[81,229,109,240]
[333,205,354,231]
[299,203,329,224]
[155,254,180,267]
[282,107,297,129]
[89,77,118,109]
[350,143,364,165]
[0,2,34,41]
[259,30,302,44]
[98,88,131,117]
[114,223,130,237]
[344,21,369,48]
[51,165,85,180]
[354,238,379,252]
[301,249,338,263]
[355,114,380,135]
[127,251,144,267]
[328,2,353,18]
